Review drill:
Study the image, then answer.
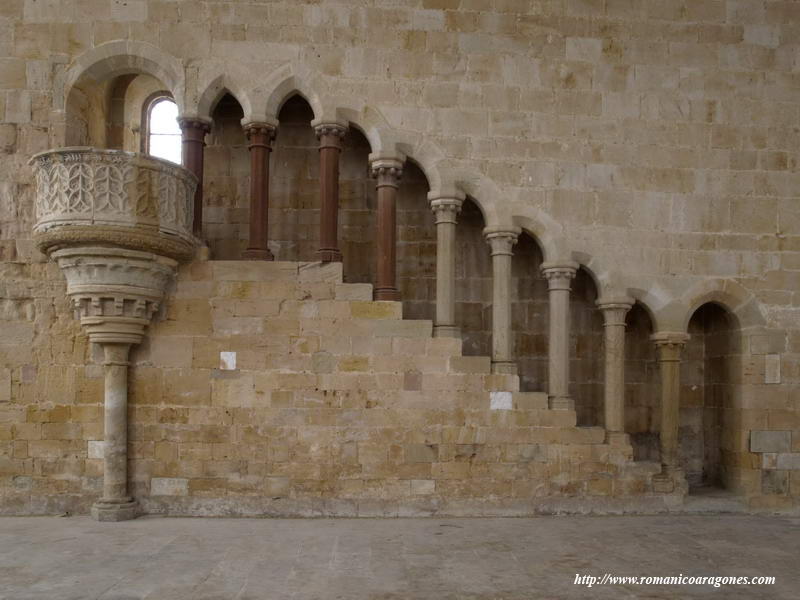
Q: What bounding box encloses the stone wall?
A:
[0,0,798,512]
[0,260,662,516]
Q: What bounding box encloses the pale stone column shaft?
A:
[598,298,633,441]
[101,342,132,503]
[542,262,578,410]
[652,332,689,476]
[430,196,463,338]
[485,230,519,374]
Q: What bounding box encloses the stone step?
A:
[335,283,373,301]
[512,392,549,410]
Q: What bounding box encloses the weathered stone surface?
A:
[751,431,792,454]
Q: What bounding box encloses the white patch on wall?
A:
[220,351,237,371]
[490,391,513,410]
[765,354,780,384]
[88,441,105,459]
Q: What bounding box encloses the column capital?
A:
[430,197,463,225]
[370,157,403,188]
[541,261,578,290]
[177,116,211,134]
[242,121,277,145]
[597,296,634,326]
[314,122,347,148]
[483,229,519,256]
[651,331,690,360]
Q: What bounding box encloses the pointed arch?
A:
[195,75,252,122]
[260,65,323,122]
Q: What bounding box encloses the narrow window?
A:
[143,95,181,164]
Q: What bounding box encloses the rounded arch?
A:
[624,290,661,331]
[336,104,397,157]
[511,208,566,264]
[195,73,253,122]
[443,165,506,230]
[659,278,766,333]
[62,41,184,112]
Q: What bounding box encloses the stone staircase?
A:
[133,259,663,517]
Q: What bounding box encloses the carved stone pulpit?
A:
[30,148,197,520]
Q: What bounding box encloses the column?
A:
[242,122,277,261]
[315,123,347,262]
[542,262,578,410]
[597,297,633,444]
[178,117,211,239]
[370,158,403,301]
[430,196,463,338]
[485,230,519,374]
[90,343,138,521]
[651,331,690,493]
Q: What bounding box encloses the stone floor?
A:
[0,515,797,599]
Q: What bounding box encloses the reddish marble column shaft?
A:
[371,159,403,301]
[316,124,346,263]
[242,123,277,261]
[178,118,210,238]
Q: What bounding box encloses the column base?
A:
[433,325,461,338]
[491,361,517,375]
[317,248,342,263]
[91,499,139,522]
[374,287,400,301]
[605,431,630,446]
[242,248,274,261]
[549,396,574,410]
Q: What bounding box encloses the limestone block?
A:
[87,440,104,459]
[405,444,439,463]
[448,355,491,373]
[335,283,373,301]
[410,479,435,495]
[761,470,788,495]
[512,392,548,410]
[0,368,10,402]
[426,337,463,357]
[775,453,800,470]
[489,391,512,410]
[350,301,402,320]
[149,337,193,369]
[750,430,791,453]
[211,261,297,282]
[298,261,342,284]
[371,319,433,338]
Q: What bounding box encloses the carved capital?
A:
[597,297,634,327]
[484,230,519,256]
[177,117,211,140]
[430,197,463,225]
[243,122,277,148]
[541,261,578,290]
[370,158,403,188]
[314,123,347,149]
[651,331,690,361]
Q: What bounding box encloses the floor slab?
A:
[0,515,797,599]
